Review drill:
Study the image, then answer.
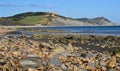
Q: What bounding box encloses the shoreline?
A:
[0,26,120,70]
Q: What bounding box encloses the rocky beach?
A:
[0,26,120,71]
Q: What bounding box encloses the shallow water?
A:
[32,26,120,36]
[6,26,120,36]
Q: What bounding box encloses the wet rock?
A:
[19,57,43,68]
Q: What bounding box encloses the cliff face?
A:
[0,12,116,26]
[50,17,115,26]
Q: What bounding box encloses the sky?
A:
[0,0,120,24]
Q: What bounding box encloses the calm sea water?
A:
[37,26,120,36]
[16,26,120,36]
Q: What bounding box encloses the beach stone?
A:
[41,42,54,49]
[0,59,6,66]
[101,45,106,48]
[102,66,107,71]
[48,55,62,67]
[100,61,107,66]
[50,46,65,57]
[115,50,120,57]
[66,43,74,51]
[28,68,38,71]
[19,57,43,68]
[27,54,38,57]
[85,53,94,58]
[61,64,67,70]
[60,52,76,57]
[10,47,16,52]
[108,57,116,69]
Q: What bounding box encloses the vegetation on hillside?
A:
[0,12,115,26]
[76,17,111,24]
[4,12,58,25]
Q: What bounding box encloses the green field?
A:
[19,16,46,25]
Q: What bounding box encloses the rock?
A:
[102,66,107,71]
[74,66,79,71]
[101,45,106,48]
[61,64,67,70]
[108,57,116,69]
[48,55,62,67]
[115,50,120,57]
[41,42,54,49]
[67,43,74,51]
[12,51,21,56]
[19,57,43,68]
[100,61,107,66]
[49,46,65,58]
[27,54,38,57]
[85,52,94,58]
[60,52,76,57]
[28,68,38,71]
[0,59,6,66]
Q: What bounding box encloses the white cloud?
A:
[0,3,59,9]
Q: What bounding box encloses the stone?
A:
[60,52,76,57]
[101,45,106,48]
[61,64,67,71]
[67,43,74,51]
[28,68,38,71]
[115,50,120,57]
[102,66,107,71]
[41,42,54,49]
[12,51,21,56]
[100,61,107,66]
[0,59,6,66]
[27,54,38,57]
[49,46,65,58]
[108,57,116,69]
[19,57,43,68]
[85,53,94,58]
[48,55,62,67]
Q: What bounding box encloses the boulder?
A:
[48,55,62,67]
[19,57,43,68]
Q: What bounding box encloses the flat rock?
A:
[60,52,76,57]
[19,57,43,68]
[48,55,62,67]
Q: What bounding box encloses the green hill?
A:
[4,12,57,26]
[0,12,116,26]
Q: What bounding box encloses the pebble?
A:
[0,34,119,70]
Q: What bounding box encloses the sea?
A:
[36,26,120,36]
[13,26,120,36]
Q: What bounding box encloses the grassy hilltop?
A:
[0,12,116,26]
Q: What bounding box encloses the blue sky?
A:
[0,0,120,24]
